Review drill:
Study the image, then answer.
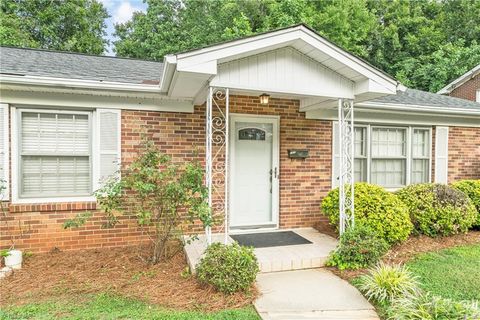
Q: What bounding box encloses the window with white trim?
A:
[19,110,92,198]
[371,127,407,187]
[411,129,430,184]
[353,126,367,182]
[476,89,480,102]
[352,125,431,188]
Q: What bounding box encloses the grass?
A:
[0,293,260,320]
[406,243,480,301]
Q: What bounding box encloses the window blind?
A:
[20,112,91,197]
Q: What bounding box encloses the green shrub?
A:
[326,225,389,270]
[397,183,476,237]
[388,292,480,320]
[452,179,480,227]
[196,242,259,294]
[322,183,412,244]
[357,263,419,305]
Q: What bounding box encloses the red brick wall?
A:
[448,74,479,102]
[447,126,480,182]
[1,96,332,253]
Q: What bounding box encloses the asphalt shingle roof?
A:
[1,46,478,112]
[0,46,164,85]
[370,88,480,110]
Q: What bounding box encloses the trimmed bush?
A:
[357,263,419,305]
[326,224,389,270]
[452,179,480,227]
[388,292,480,320]
[397,183,476,237]
[322,183,412,244]
[196,242,259,294]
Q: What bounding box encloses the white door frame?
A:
[229,113,280,230]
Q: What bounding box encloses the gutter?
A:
[356,101,480,116]
[0,74,163,94]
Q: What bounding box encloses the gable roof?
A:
[362,88,480,111]
[162,24,399,105]
[0,46,164,85]
[437,64,480,95]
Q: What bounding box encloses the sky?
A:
[99,0,147,55]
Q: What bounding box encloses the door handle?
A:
[274,167,278,178]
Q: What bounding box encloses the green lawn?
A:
[406,243,480,301]
[0,293,260,320]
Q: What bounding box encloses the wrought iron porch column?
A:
[337,99,355,234]
[205,87,230,245]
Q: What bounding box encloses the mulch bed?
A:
[329,230,480,281]
[0,245,257,311]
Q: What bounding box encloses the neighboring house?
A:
[1,24,479,253]
[438,64,480,102]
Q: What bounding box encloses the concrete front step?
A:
[255,228,337,273]
[184,228,338,274]
[258,310,379,320]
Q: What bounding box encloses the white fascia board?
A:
[297,28,397,89]
[0,74,161,93]
[357,101,480,116]
[174,25,398,97]
[354,78,396,96]
[0,89,194,113]
[160,55,177,93]
[306,108,480,127]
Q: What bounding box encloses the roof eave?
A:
[437,64,480,94]
[0,74,163,94]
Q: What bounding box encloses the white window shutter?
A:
[332,121,340,188]
[0,103,9,200]
[96,109,121,189]
[434,126,449,183]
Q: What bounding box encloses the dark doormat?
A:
[230,231,312,248]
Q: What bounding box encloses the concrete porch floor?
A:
[184,227,338,273]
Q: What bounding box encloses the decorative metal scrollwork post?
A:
[338,98,355,234]
[205,87,229,245]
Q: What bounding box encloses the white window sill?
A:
[12,196,96,204]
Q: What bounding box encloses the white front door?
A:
[229,115,279,229]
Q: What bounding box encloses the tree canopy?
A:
[0,0,478,92]
[113,0,480,92]
[0,0,109,54]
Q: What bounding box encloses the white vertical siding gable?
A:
[212,47,354,98]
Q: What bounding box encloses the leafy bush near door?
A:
[196,242,259,294]
[451,179,480,226]
[326,224,389,270]
[396,183,476,237]
[64,140,213,264]
[321,183,412,244]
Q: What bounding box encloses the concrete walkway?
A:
[255,269,379,320]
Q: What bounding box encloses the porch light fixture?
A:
[259,93,270,105]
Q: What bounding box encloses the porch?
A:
[184,228,338,273]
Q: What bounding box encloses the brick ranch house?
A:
[438,64,480,102]
[1,25,479,253]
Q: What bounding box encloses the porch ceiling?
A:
[160,24,400,108]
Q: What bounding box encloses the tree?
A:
[395,41,480,92]
[110,0,480,92]
[0,0,109,54]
